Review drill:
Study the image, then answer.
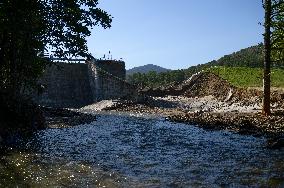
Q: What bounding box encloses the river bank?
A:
[79,95,284,148]
[88,72,284,144]
[0,106,96,148]
[42,107,96,129]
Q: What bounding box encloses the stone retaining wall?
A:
[87,61,137,102]
[34,60,137,108]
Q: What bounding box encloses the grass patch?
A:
[208,66,284,88]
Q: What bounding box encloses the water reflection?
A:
[1,114,284,187]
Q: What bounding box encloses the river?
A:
[0,113,283,187]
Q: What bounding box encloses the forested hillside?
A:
[127,44,271,88]
[127,64,170,75]
[127,70,186,88]
[217,44,263,67]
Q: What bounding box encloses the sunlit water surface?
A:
[0,114,284,187]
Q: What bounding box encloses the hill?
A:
[178,44,265,84]
[127,64,170,75]
[215,44,263,67]
[127,44,284,88]
[182,44,264,74]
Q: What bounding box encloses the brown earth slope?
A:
[141,71,284,107]
[141,72,234,99]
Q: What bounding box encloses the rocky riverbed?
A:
[42,107,96,129]
[78,95,284,148]
[75,72,284,148]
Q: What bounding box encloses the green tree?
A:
[0,0,112,95]
[271,0,284,63]
[262,0,284,115]
[146,71,158,87]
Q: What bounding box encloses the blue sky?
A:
[88,0,264,70]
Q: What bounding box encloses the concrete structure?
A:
[93,60,126,80]
[35,59,137,108]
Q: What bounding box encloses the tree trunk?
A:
[262,0,272,116]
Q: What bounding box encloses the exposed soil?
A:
[141,72,284,107]
[182,72,234,100]
[140,72,235,99]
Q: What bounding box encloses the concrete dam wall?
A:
[35,60,137,108]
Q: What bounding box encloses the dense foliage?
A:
[217,44,264,67]
[128,70,186,88]
[0,0,47,93]
[0,0,112,94]
[271,0,284,63]
[0,0,112,132]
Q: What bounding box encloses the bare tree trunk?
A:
[262,0,272,116]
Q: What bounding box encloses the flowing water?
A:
[0,113,284,187]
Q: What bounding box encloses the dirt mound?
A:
[141,72,236,100]
[181,72,235,100]
[140,72,284,105]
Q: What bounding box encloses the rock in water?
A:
[267,137,284,149]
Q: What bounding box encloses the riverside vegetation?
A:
[127,44,264,88]
[127,44,284,89]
